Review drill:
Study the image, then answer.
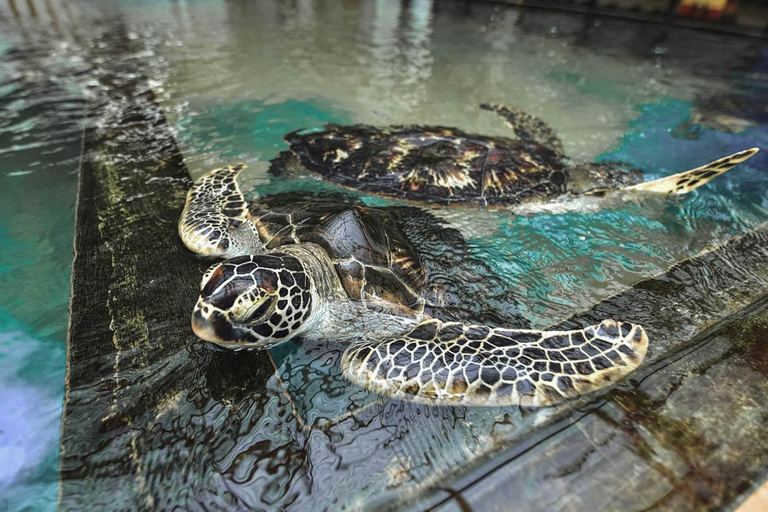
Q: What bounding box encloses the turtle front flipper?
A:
[341,318,647,407]
[178,165,264,257]
[480,103,565,156]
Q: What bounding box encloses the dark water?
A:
[1,0,768,510]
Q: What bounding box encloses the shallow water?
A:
[1,0,768,510]
[151,0,768,325]
[0,36,84,509]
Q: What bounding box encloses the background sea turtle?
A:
[179,165,648,407]
[673,92,768,139]
[272,104,758,211]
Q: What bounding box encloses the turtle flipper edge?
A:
[178,164,263,257]
[341,318,647,407]
[626,147,759,194]
[480,103,565,156]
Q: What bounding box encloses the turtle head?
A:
[191,254,314,349]
[567,163,644,196]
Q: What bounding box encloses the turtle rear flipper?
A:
[626,147,759,194]
[341,318,647,407]
[178,165,263,257]
[480,103,565,156]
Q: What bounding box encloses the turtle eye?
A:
[242,295,276,324]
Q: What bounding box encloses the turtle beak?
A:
[191,301,267,349]
[191,301,245,347]
[191,305,227,344]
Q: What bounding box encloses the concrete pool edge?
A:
[57,25,275,508]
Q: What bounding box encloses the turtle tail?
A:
[178,164,263,258]
[341,318,647,407]
[626,147,759,194]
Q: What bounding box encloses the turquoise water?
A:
[176,98,353,161]
[0,51,82,509]
[1,0,768,509]
[175,95,768,326]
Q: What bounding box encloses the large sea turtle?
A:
[272,104,759,211]
[179,165,648,407]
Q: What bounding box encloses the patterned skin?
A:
[343,319,646,407]
[180,166,649,406]
[192,255,314,349]
[273,104,758,209]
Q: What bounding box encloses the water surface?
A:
[1,0,768,510]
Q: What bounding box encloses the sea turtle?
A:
[179,165,648,407]
[271,104,759,211]
[673,92,768,139]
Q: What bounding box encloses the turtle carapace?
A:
[273,104,758,211]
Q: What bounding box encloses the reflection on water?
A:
[1,0,768,510]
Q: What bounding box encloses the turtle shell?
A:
[387,206,529,329]
[249,193,426,316]
[277,125,568,207]
[248,192,529,328]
